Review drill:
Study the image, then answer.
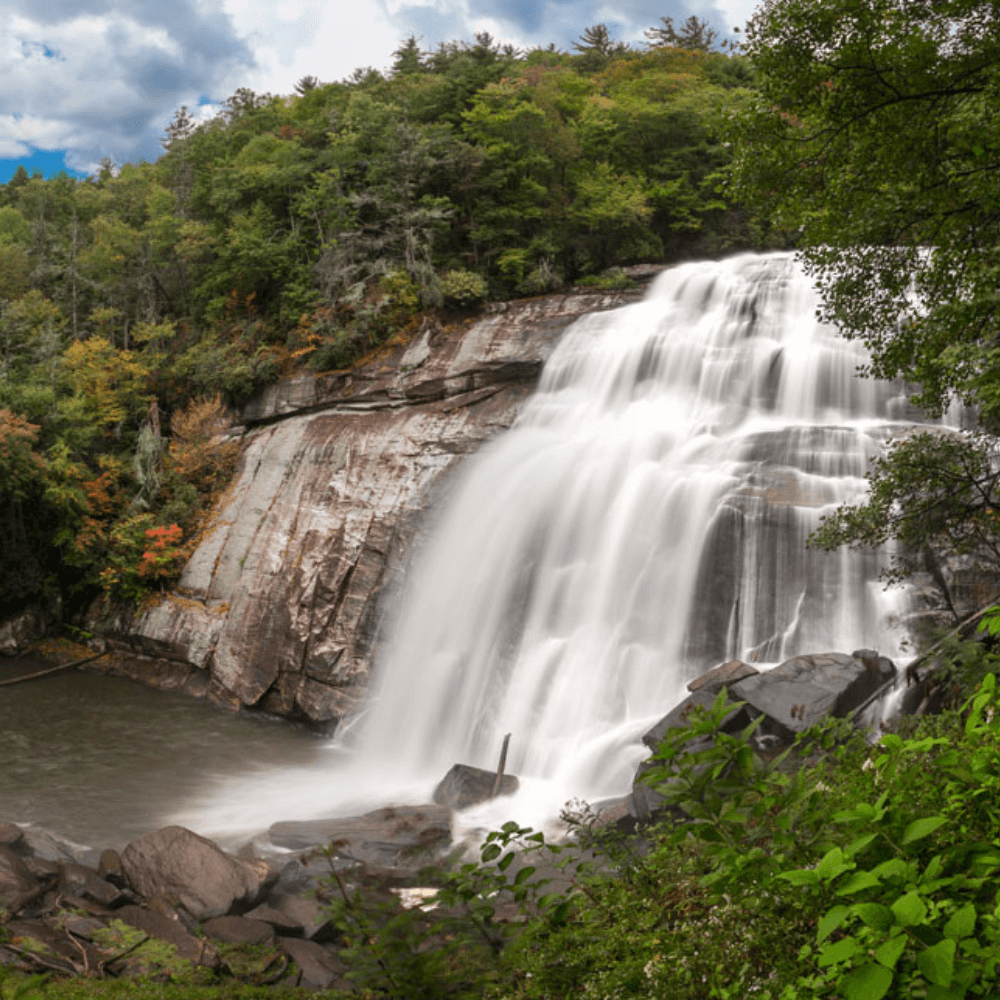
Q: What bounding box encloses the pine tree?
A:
[162,106,196,151]
[645,16,720,51]
[392,35,425,76]
[572,23,627,57]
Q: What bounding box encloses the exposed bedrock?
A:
[88,283,656,724]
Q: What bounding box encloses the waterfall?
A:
[348,252,915,809]
[177,252,923,836]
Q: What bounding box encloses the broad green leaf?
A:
[498,851,515,871]
[836,870,882,896]
[513,865,536,886]
[903,817,947,845]
[779,869,821,886]
[970,850,1000,870]
[817,847,854,881]
[835,802,877,823]
[846,833,877,857]
[917,938,956,987]
[922,855,944,882]
[891,892,928,927]
[854,902,894,931]
[872,858,909,882]
[843,961,893,1000]
[481,843,502,862]
[943,903,976,941]
[875,933,907,969]
[818,936,860,968]
[817,904,850,942]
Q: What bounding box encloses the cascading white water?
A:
[347,253,916,806]
[178,252,923,837]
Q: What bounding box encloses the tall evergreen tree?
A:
[645,15,720,51]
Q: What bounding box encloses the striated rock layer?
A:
[89,283,655,725]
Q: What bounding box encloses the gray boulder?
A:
[642,687,756,752]
[202,915,276,946]
[730,651,895,741]
[686,658,758,695]
[58,862,130,909]
[633,650,898,823]
[433,763,519,810]
[121,826,277,919]
[116,903,220,967]
[280,937,346,990]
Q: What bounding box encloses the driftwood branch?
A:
[0,651,108,688]
[490,733,511,799]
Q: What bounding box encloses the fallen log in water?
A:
[0,650,108,687]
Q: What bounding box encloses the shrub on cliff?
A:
[438,270,490,310]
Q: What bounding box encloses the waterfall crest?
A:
[350,252,914,804]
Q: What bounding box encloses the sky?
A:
[0,0,761,185]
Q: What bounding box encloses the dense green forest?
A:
[0,18,755,617]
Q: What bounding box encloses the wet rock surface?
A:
[0,815,448,988]
[84,285,654,724]
[121,826,277,919]
[432,763,520,810]
[631,649,899,822]
[270,804,453,867]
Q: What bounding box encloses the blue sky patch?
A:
[0,149,87,186]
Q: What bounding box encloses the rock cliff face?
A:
[92,282,655,725]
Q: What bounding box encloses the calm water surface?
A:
[0,658,329,851]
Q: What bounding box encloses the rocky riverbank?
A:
[0,802,470,991]
[0,645,921,991]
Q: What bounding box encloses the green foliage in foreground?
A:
[17,645,1000,1000]
[258,642,995,1000]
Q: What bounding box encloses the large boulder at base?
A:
[730,650,896,741]
[121,826,277,919]
[432,763,519,810]
[632,650,897,823]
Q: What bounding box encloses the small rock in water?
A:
[432,763,519,810]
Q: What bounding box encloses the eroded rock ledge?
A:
[88,281,657,726]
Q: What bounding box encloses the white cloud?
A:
[0,0,255,171]
[0,0,764,177]
[222,0,401,92]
